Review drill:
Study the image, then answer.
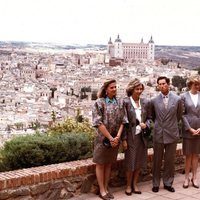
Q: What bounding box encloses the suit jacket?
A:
[150,91,183,144]
[181,91,200,139]
[122,96,150,147]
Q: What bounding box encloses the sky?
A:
[0,0,200,46]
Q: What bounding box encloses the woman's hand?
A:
[140,122,147,129]
[122,140,128,150]
[110,136,120,147]
[190,128,199,135]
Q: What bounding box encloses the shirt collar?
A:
[161,92,169,98]
[105,96,117,104]
[130,96,141,109]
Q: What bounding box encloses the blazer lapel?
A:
[197,93,200,115]
[166,92,173,109]
[127,97,136,123]
[159,92,174,118]
[186,91,199,109]
[187,92,200,116]
[140,98,145,121]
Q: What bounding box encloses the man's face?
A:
[158,79,169,95]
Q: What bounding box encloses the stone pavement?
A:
[71,167,200,200]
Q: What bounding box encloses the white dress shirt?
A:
[189,91,198,107]
[130,96,141,135]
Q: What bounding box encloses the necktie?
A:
[163,96,168,109]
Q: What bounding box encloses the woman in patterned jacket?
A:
[92,79,126,200]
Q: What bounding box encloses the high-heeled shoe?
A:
[106,192,114,199]
[191,178,199,188]
[99,193,110,200]
[133,189,142,194]
[125,188,132,196]
[132,185,142,194]
[183,178,190,188]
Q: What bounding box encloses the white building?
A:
[107,34,155,64]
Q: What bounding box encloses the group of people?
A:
[92,76,200,200]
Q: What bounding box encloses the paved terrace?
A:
[71,167,200,200]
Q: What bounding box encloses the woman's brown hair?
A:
[97,79,116,98]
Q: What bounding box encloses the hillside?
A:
[0,41,200,69]
[155,45,200,69]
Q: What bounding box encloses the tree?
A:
[197,67,200,75]
[51,111,56,123]
[14,122,23,130]
[91,90,98,100]
[75,108,84,123]
[50,87,57,98]
[161,58,170,65]
[70,88,74,95]
[30,120,41,130]
[172,76,187,91]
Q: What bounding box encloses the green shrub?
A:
[48,117,94,135]
[0,133,92,172]
[47,117,95,147]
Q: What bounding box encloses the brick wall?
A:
[0,144,184,200]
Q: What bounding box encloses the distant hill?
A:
[0,41,200,69]
[155,45,200,69]
[0,41,106,50]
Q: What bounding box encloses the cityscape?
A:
[0,34,199,145]
[1,1,200,200]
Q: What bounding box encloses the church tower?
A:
[148,36,155,61]
[107,37,114,58]
[114,34,123,59]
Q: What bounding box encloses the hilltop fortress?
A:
[107,34,155,66]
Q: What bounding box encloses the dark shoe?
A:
[164,185,175,192]
[125,190,132,196]
[107,192,114,199]
[133,190,142,194]
[183,178,190,189]
[152,186,159,192]
[99,193,110,200]
[191,179,199,188]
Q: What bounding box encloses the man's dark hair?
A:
[157,76,170,84]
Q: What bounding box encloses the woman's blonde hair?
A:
[186,76,200,89]
[126,78,144,97]
[97,79,116,98]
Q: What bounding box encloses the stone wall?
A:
[0,144,184,200]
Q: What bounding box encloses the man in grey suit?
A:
[150,76,183,193]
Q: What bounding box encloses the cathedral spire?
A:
[115,34,122,42]
[149,35,154,43]
[108,37,112,44]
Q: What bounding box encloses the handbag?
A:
[136,119,151,137]
[142,126,151,137]
[103,137,111,148]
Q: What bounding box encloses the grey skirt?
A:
[183,138,200,155]
[124,133,147,171]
